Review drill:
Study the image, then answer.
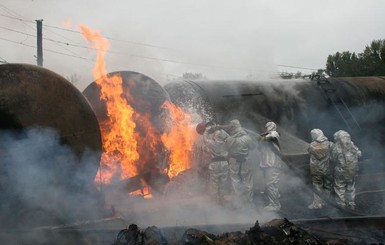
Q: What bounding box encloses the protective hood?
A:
[310,128,328,142]
[333,130,348,142]
[265,121,277,132]
[335,130,356,150]
[227,119,247,137]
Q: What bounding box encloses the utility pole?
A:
[36,19,43,66]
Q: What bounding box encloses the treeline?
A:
[326,39,385,77]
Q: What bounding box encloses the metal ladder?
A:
[312,75,361,131]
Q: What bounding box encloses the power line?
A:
[0,24,89,52]
[0,25,248,71]
[44,48,95,62]
[0,13,172,50]
[0,36,95,62]
[0,7,322,74]
[0,13,34,25]
[0,36,35,48]
[0,25,34,37]
[43,23,173,50]
[0,6,36,32]
[1,30,320,74]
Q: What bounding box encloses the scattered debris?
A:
[110,217,385,245]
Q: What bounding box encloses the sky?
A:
[1,0,385,91]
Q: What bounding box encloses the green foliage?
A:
[325,39,385,77]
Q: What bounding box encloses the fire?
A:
[161,101,197,178]
[80,25,139,184]
[81,24,196,196]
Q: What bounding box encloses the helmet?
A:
[334,130,350,142]
[265,121,277,132]
[229,119,241,128]
[227,119,241,135]
[310,128,323,141]
[196,121,207,135]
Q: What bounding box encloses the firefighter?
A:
[202,126,230,205]
[191,121,212,192]
[211,120,254,208]
[307,129,333,209]
[331,130,361,210]
[259,121,284,211]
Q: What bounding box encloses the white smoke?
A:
[0,127,104,230]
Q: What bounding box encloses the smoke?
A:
[102,170,280,231]
[0,126,105,230]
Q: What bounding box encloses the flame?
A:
[80,25,139,184]
[161,101,197,178]
[81,24,197,197]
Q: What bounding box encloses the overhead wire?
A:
[0,6,321,76]
[0,24,264,72]
[0,36,95,62]
[43,23,173,50]
[0,12,172,50]
[0,5,36,32]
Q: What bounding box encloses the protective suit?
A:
[191,122,212,191]
[203,128,230,204]
[331,130,361,209]
[216,120,254,208]
[307,129,333,209]
[259,121,284,211]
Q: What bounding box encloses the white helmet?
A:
[265,121,277,132]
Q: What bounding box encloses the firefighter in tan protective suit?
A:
[202,126,230,205]
[210,120,254,208]
[307,129,333,209]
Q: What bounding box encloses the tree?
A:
[325,39,385,77]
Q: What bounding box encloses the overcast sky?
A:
[1,0,384,90]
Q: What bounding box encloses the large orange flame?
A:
[81,24,197,195]
[80,25,139,184]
